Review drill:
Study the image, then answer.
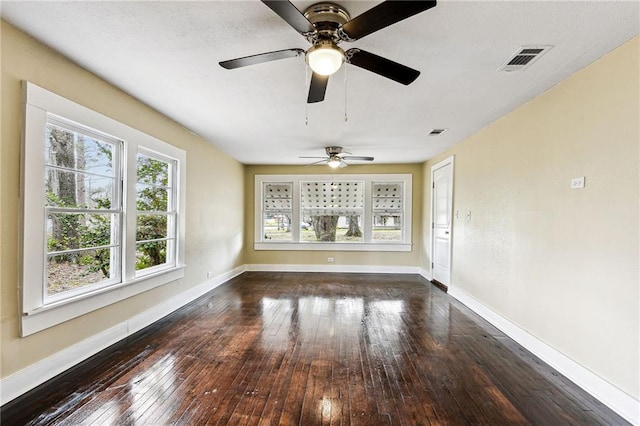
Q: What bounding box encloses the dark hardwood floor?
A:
[1,272,628,425]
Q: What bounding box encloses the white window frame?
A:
[134,148,179,277]
[43,115,124,305]
[254,174,412,252]
[20,82,186,337]
[262,182,294,242]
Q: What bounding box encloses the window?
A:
[254,174,412,251]
[372,182,403,242]
[262,183,293,241]
[301,181,364,243]
[44,117,123,303]
[135,151,177,274]
[21,82,186,336]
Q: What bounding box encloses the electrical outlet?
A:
[207,271,214,279]
[327,257,335,263]
[466,211,471,221]
[571,177,585,189]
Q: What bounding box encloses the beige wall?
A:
[422,36,639,399]
[244,164,423,267]
[1,22,245,378]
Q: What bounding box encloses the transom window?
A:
[255,174,412,252]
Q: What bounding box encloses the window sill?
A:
[254,242,412,252]
[20,266,185,337]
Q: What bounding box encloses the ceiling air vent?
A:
[428,128,448,136]
[499,45,552,72]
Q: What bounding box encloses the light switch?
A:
[571,177,585,189]
[466,211,471,221]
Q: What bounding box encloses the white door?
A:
[431,156,454,286]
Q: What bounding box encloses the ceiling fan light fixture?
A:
[327,156,342,168]
[306,41,344,76]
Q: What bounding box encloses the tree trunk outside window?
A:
[312,215,339,241]
[345,215,362,237]
[48,128,80,255]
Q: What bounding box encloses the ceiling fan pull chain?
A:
[344,65,348,122]
[305,65,309,125]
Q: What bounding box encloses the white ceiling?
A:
[2,1,638,165]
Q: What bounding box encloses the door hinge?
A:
[432,182,435,189]
[431,222,434,229]
[431,262,434,269]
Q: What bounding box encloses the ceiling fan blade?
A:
[346,49,420,85]
[219,48,304,69]
[308,72,329,103]
[342,156,374,161]
[339,1,436,41]
[305,159,330,166]
[299,156,328,159]
[339,159,349,168]
[262,1,316,35]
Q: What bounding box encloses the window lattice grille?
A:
[301,181,364,216]
[263,183,292,213]
[372,183,403,213]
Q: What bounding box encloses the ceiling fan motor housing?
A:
[304,2,350,44]
[325,146,345,156]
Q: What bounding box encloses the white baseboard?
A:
[418,267,433,282]
[0,265,245,406]
[246,263,421,274]
[448,285,639,425]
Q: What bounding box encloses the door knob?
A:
[445,231,449,235]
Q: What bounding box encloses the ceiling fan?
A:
[301,146,374,168]
[219,1,437,103]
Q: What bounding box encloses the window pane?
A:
[47,212,117,252]
[136,214,169,241]
[301,215,363,242]
[373,215,402,241]
[137,154,169,186]
[46,123,114,174]
[43,119,122,301]
[263,213,292,241]
[45,169,115,209]
[47,249,113,296]
[136,240,168,270]
[136,184,168,211]
[135,152,175,275]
